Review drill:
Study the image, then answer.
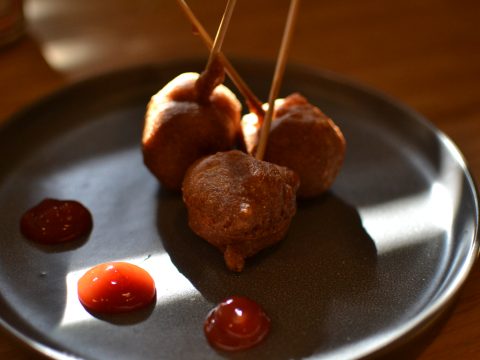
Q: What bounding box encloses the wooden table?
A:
[0,0,479,358]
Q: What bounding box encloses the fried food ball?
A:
[242,93,346,198]
[142,71,242,191]
[182,150,299,272]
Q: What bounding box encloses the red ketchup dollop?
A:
[77,262,156,313]
[204,296,271,351]
[20,198,93,244]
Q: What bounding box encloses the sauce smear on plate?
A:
[77,262,156,313]
[204,296,270,351]
[20,198,93,244]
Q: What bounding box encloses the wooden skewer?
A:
[204,0,237,70]
[255,0,300,160]
[195,0,237,103]
[176,0,264,117]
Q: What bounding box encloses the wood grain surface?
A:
[0,0,479,359]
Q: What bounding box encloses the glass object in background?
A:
[0,0,24,47]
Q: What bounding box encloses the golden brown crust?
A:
[142,73,242,190]
[182,150,299,271]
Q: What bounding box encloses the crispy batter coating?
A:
[242,93,346,198]
[142,72,242,191]
[182,150,299,272]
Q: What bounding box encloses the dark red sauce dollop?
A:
[204,296,271,351]
[77,262,156,313]
[20,198,93,244]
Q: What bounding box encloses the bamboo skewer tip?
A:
[255,0,300,161]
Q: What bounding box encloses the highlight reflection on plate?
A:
[0,60,477,360]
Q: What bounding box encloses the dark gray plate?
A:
[0,60,477,360]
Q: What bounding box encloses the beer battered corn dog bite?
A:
[242,93,346,198]
[182,150,299,272]
[142,68,242,191]
[142,0,241,191]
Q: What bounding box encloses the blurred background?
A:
[0,0,479,359]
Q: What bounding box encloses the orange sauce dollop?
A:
[204,296,271,351]
[20,198,93,244]
[77,262,156,313]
